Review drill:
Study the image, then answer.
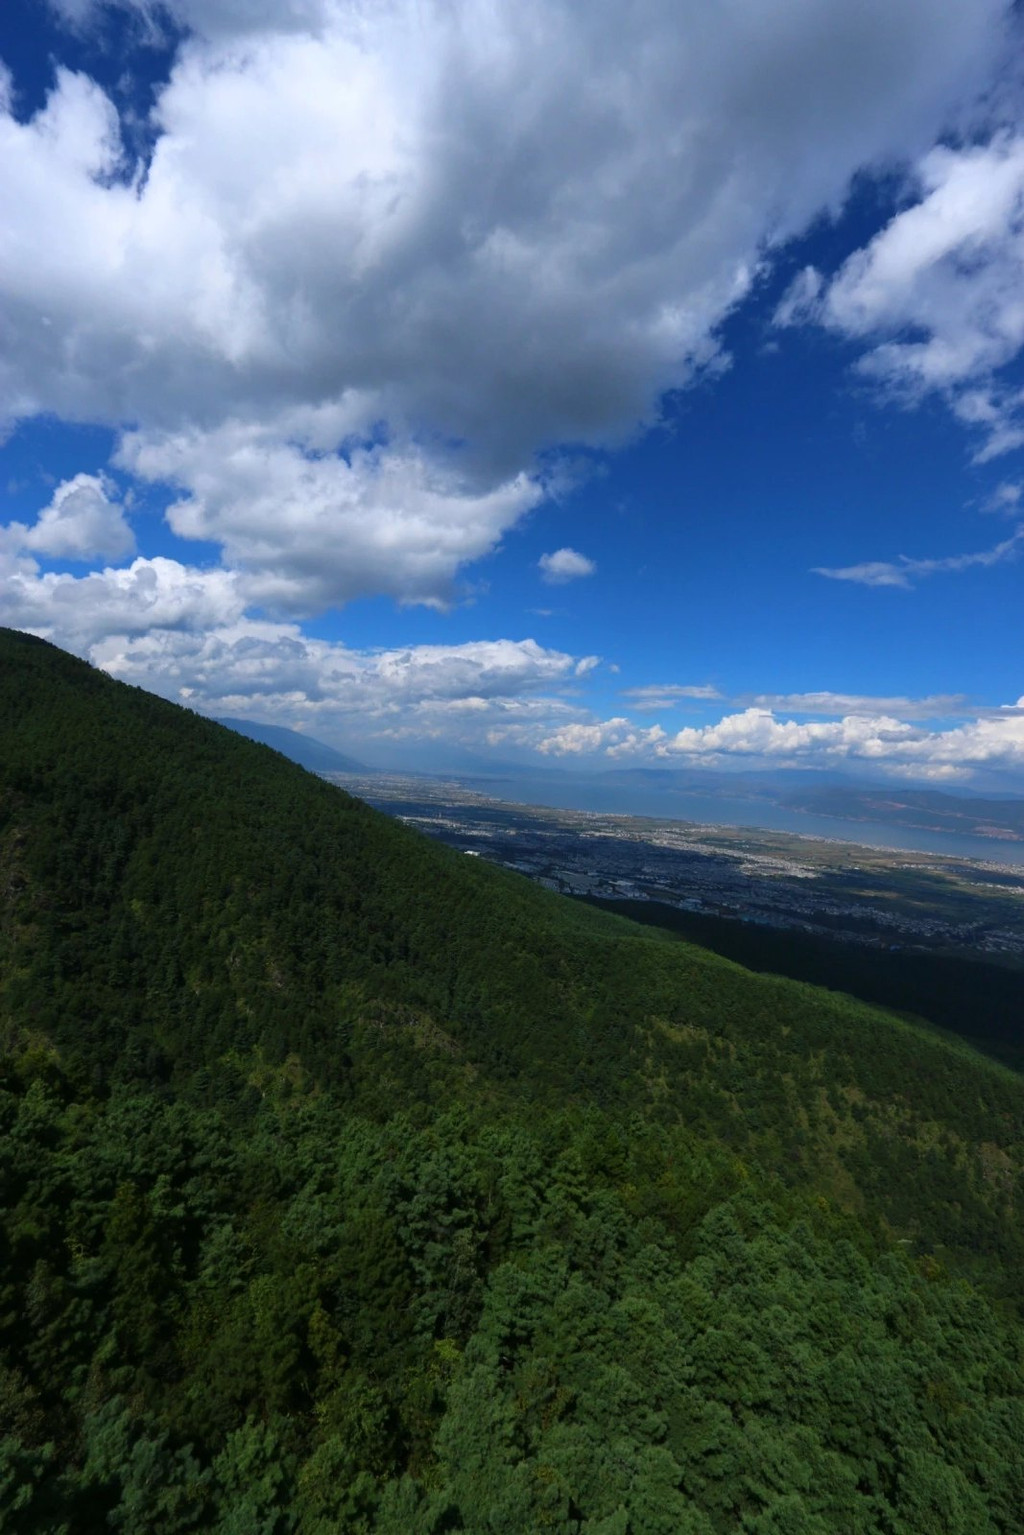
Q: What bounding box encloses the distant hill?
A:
[784,783,1024,842]
[1,627,1023,1533]
[598,765,1024,842]
[215,713,370,773]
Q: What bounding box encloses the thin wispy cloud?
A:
[982,481,1022,515]
[745,691,970,720]
[620,683,722,710]
[814,525,1024,588]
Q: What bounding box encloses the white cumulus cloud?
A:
[118,425,541,613]
[85,621,592,750]
[521,692,1024,782]
[1,555,244,648]
[2,0,1021,765]
[783,132,1024,460]
[3,473,134,563]
[537,718,632,755]
[0,0,1012,620]
[538,547,597,585]
[666,707,916,760]
[658,704,1024,779]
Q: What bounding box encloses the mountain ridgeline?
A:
[214,715,370,775]
[1,628,1022,1534]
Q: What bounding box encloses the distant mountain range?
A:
[214,715,370,774]
[213,722,1024,842]
[781,784,1024,842]
[593,766,1024,842]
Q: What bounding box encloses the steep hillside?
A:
[1,628,1023,1534]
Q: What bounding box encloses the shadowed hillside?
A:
[1,628,1023,1534]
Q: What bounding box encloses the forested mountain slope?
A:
[1,627,1023,1533]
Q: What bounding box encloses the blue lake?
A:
[467,774,1024,866]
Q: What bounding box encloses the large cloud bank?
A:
[2,0,1011,610]
[535,700,1024,783]
[1,0,1021,769]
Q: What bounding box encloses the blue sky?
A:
[2,0,1024,786]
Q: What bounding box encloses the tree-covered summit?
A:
[1,627,1022,1533]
